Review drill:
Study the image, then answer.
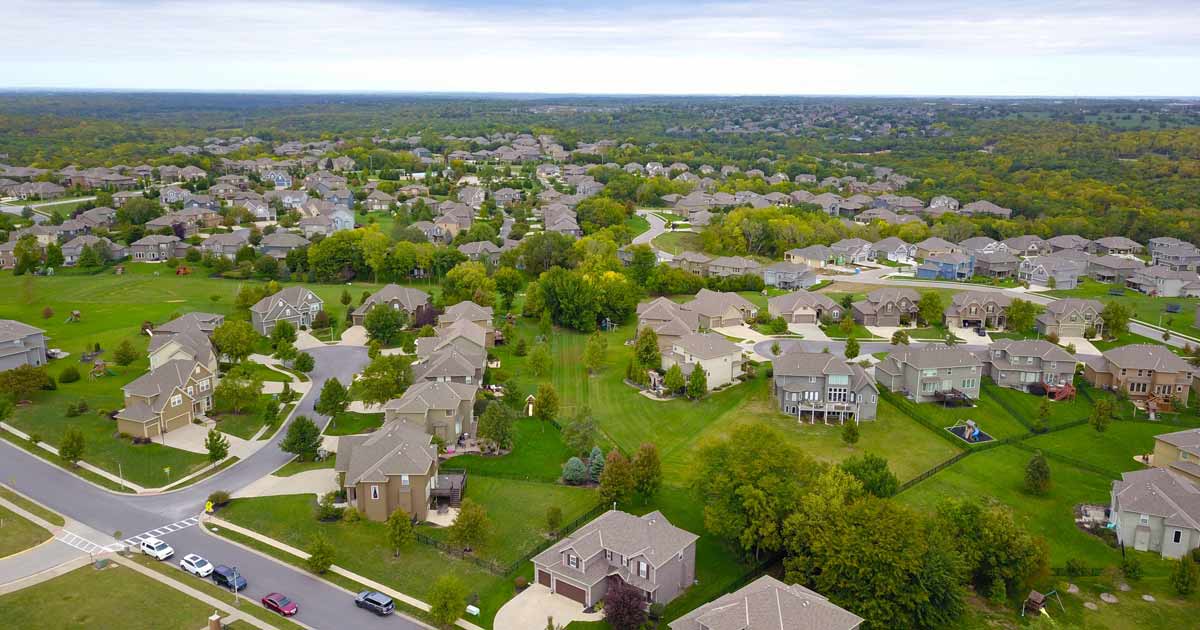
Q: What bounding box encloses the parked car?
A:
[974,327,987,337]
[179,554,214,577]
[355,590,395,616]
[212,565,248,592]
[262,592,298,617]
[140,537,174,560]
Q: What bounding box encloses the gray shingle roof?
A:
[672,332,742,360]
[669,575,863,630]
[336,421,436,484]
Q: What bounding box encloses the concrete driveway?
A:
[494,584,603,630]
[340,325,369,346]
[788,323,828,340]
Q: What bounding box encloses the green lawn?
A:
[447,417,577,482]
[357,210,396,235]
[818,321,882,340]
[273,454,336,477]
[323,411,384,436]
[0,503,51,558]
[235,361,291,383]
[651,231,702,255]
[906,326,962,341]
[0,564,219,630]
[0,486,65,526]
[984,380,1097,430]
[897,387,1031,441]
[624,213,650,237]
[1047,278,1200,340]
[1023,421,1181,477]
[418,476,598,565]
[212,394,276,440]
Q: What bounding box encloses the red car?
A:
[262,592,298,616]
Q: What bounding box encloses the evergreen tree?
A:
[686,364,708,399]
[1025,450,1051,495]
[588,446,605,482]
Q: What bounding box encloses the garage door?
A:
[537,570,551,587]
[554,580,587,604]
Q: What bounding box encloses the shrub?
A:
[207,490,231,508]
[1122,556,1143,581]
[28,432,41,445]
[1045,332,1060,345]
[293,352,315,373]
[41,306,53,319]
[562,457,588,485]
[514,576,528,590]
[1065,558,1090,577]
[306,535,335,574]
[1192,547,1200,564]
[59,366,81,383]
[316,491,344,521]
[342,507,361,523]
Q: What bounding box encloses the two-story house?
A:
[972,250,1020,279]
[875,345,983,403]
[437,301,495,345]
[351,285,431,327]
[772,351,878,423]
[767,290,842,324]
[706,256,761,278]
[1089,236,1143,257]
[637,298,699,350]
[1149,427,1200,486]
[684,290,757,329]
[383,380,478,444]
[1036,298,1104,338]
[0,319,47,371]
[250,286,324,335]
[1152,244,1200,272]
[147,312,222,374]
[1046,234,1092,253]
[532,510,698,609]
[200,229,251,260]
[129,234,185,262]
[335,420,444,522]
[982,339,1076,392]
[830,238,872,265]
[1127,266,1200,298]
[1111,467,1200,560]
[784,245,833,269]
[943,291,1012,329]
[1084,344,1194,407]
[915,252,974,280]
[1002,235,1052,258]
[662,332,744,391]
[851,287,920,327]
[415,320,488,377]
[61,235,127,266]
[1088,255,1144,284]
[914,237,961,260]
[761,261,816,290]
[670,575,863,630]
[672,251,713,276]
[1018,255,1085,289]
[115,359,215,439]
[258,231,309,260]
[868,237,916,264]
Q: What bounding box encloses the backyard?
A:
[1046,278,1200,340]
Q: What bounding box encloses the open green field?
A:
[448,417,577,482]
[1046,278,1200,340]
[323,411,384,436]
[1024,420,1187,477]
[651,230,702,255]
[0,564,219,630]
[0,503,51,558]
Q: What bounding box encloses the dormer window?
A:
[567,554,579,569]
[637,561,649,579]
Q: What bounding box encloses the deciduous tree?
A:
[387,508,414,557]
[429,575,468,628]
[533,382,559,423]
[356,355,413,406]
[212,320,259,364]
[281,415,322,461]
[1025,450,1052,495]
[840,453,899,498]
[59,426,85,467]
[449,498,491,551]
[632,443,662,498]
[599,450,635,507]
[363,305,407,345]
[315,377,350,416]
[205,428,229,463]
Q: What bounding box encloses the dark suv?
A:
[355,590,395,616]
[212,565,248,592]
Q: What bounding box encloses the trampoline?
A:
[946,420,994,444]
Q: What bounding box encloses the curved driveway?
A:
[0,345,427,629]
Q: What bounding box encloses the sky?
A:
[1,0,1198,96]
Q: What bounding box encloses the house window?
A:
[961,378,977,389]
[1139,514,1149,524]
[1174,530,1183,544]
[567,554,579,569]
[605,550,613,562]
[871,395,877,403]
[828,387,848,403]
[922,369,938,378]
[199,379,209,391]
[370,486,380,500]
[170,395,182,407]
[401,475,410,486]
[637,561,648,579]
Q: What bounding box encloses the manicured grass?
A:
[212,394,277,440]
[447,417,577,482]
[818,321,882,340]
[418,476,598,565]
[323,411,384,436]
[1024,420,1179,477]
[273,454,336,477]
[651,231,702,255]
[234,361,291,383]
[906,326,963,341]
[0,427,132,492]
[0,486,65,526]
[1092,330,1181,353]
[0,503,51,558]
[357,210,396,235]
[1047,278,1200,340]
[624,213,650,237]
[984,380,1097,429]
[897,388,1031,441]
[0,564,219,630]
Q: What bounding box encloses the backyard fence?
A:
[896,450,973,494]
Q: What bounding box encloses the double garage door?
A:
[538,570,587,604]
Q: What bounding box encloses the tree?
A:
[1100,301,1133,338]
[205,428,229,464]
[917,291,944,327]
[214,364,263,414]
[211,320,259,364]
[561,409,598,455]
[588,446,605,482]
[663,364,685,394]
[281,415,322,461]
[1171,557,1199,595]
[583,332,607,374]
[477,402,516,452]
[1025,450,1052,495]
[533,382,559,423]
[293,351,315,372]
[686,364,708,399]
[386,508,414,557]
[841,454,899,498]
[603,581,647,630]
[935,498,1049,605]
[306,535,335,574]
[0,365,52,400]
[599,450,635,507]
[59,426,85,467]
[1034,398,1051,433]
[113,339,139,367]
[449,498,491,551]
[270,320,297,348]
[844,336,860,360]
[443,261,496,306]
[890,329,910,345]
[493,266,523,310]
[1090,398,1113,433]
[363,305,406,345]
[428,574,468,628]
[529,343,552,377]
[1007,299,1038,332]
[44,242,64,268]
[632,443,662,499]
[562,457,588,484]
[841,421,860,446]
[77,243,103,268]
[315,377,350,416]
[311,309,332,331]
[634,327,661,369]
[356,355,413,406]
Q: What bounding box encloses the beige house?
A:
[637,297,700,349]
[851,287,920,327]
[351,285,431,327]
[383,381,478,443]
[685,289,758,329]
[1084,344,1193,408]
[147,312,223,374]
[662,332,744,391]
[670,575,863,630]
[767,290,842,324]
[1150,428,1200,485]
[875,346,983,403]
[1036,298,1104,338]
[336,421,453,522]
[115,359,214,439]
[943,291,1012,329]
[437,301,495,346]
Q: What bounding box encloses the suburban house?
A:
[351,285,431,327]
[0,319,47,371]
[1047,234,1092,252]
[1088,255,1144,284]
[637,297,699,349]
[869,236,916,263]
[942,291,1011,329]
[1036,298,1104,338]
[768,291,842,325]
[1089,236,1143,257]
[1126,266,1200,298]
[706,256,762,278]
[981,340,1076,392]
[200,229,251,259]
[114,359,215,439]
[383,381,478,443]
[1149,428,1200,486]
[129,234,185,261]
[1002,235,1052,257]
[458,240,502,264]
[830,238,872,265]
[411,346,484,385]
[958,236,1003,255]
[250,286,324,335]
[61,235,127,266]
[875,346,983,403]
[415,321,487,375]
[147,312,222,374]
[785,245,833,268]
[669,575,863,630]
[914,237,961,260]
[662,332,744,391]
[1110,467,1200,559]
[685,289,758,329]
[364,190,397,211]
[972,250,1020,279]
[1084,344,1193,408]
[1017,255,1085,289]
[532,510,698,608]
[258,231,310,259]
[1151,244,1200,271]
[437,301,495,345]
[761,261,817,289]
[851,288,920,327]
[335,420,445,522]
[673,251,713,275]
[772,351,878,423]
[916,252,974,280]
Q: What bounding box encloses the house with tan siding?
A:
[335,421,446,522]
[115,359,214,439]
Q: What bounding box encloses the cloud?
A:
[0,0,1197,95]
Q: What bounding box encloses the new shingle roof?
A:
[672,332,742,360]
[0,319,44,343]
[1102,344,1192,373]
[384,381,477,415]
[883,345,982,370]
[336,421,436,485]
[669,575,863,630]
[533,510,698,573]
[1113,467,1200,531]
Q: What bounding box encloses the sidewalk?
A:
[203,516,480,630]
[1,421,144,493]
[0,491,89,596]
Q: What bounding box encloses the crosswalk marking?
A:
[54,515,202,556]
[122,516,201,547]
